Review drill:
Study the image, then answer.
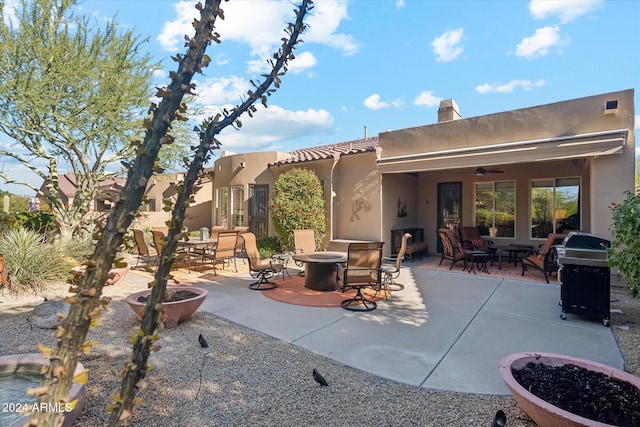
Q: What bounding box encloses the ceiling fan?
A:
[459,167,504,176]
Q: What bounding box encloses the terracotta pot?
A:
[126,286,208,328]
[70,266,130,286]
[499,352,640,427]
[0,353,86,427]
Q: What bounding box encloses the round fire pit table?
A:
[292,252,347,291]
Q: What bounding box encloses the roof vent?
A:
[604,100,618,115]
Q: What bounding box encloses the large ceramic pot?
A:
[499,352,640,427]
[0,353,86,427]
[126,286,208,328]
[70,266,130,286]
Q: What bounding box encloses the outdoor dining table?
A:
[177,237,219,271]
[292,251,347,291]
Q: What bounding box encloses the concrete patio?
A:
[124,263,624,396]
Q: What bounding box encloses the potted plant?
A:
[499,352,640,426]
[126,286,208,328]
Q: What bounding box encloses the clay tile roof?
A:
[58,173,78,197]
[270,136,379,166]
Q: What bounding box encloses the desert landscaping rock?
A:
[2,263,639,426]
[28,299,69,329]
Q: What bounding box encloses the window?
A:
[231,185,244,227]
[218,187,229,229]
[530,178,580,238]
[475,181,515,238]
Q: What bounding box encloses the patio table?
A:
[177,237,219,271]
[465,250,490,274]
[489,244,533,270]
[292,251,347,291]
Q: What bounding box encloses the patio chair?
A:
[460,226,493,254]
[202,230,239,275]
[293,229,317,267]
[522,233,566,283]
[132,229,155,269]
[242,232,282,290]
[340,241,384,312]
[437,228,467,270]
[152,229,189,268]
[379,233,411,298]
[233,226,250,263]
[210,225,224,240]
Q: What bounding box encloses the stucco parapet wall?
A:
[377,89,634,173]
[379,89,634,159]
[376,128,628,173]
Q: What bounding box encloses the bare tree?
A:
[27,1,313,426]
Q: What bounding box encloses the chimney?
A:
[438,99,461,122]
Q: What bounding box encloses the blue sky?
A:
[1,0,639,195]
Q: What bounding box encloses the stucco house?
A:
[40,171,213,233]
[211,89,635,257]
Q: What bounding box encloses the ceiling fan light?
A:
[475,167,485,176]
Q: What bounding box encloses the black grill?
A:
[557,232,611,326]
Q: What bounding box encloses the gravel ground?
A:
[1,268,638,427]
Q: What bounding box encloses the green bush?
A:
[608,191,640,297]
[257,236,281,259]
[270,168,326,250]
[0,228,76,294]
[0,211,57,234]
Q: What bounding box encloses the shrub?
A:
[270,168,326,250]
[0,228,76,294]
[608,191,640,297]
[0,211,57,234]
[257,236,281,259]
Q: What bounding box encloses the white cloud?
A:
[363,94,403,110]
[475,79,545,94]
[152,68,165,79]
[364,94,388,110]
[186,74,333,151]
[635,115,640,129]
[2,0,19,27]
[287,51,317,74]
[430,28,464,62]
[305,1,361,56]
[156,1,194,53]
[528,0,603,24]
[196,76,250,104]
[214,105,334,150]
[157,0,359,73]
[413,91,443,108]
[515,26,569,59]
[395,0,406,9]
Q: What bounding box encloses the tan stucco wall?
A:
[127,172,212,232]
[380,90,635,158]
[381,173,420,253]
[379,89,635,254]
[211,151,290,232]
[332,152,382,243]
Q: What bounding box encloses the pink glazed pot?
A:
[499,352,640,427]
[126,286,208,328]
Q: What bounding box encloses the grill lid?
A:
[561,232,610,250]
[558,232,610,267]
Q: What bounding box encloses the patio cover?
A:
[376,129,628,174]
